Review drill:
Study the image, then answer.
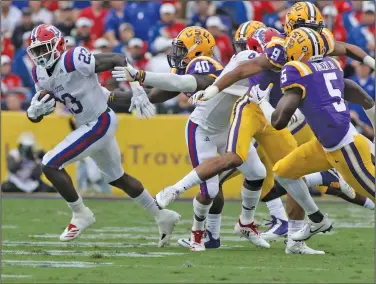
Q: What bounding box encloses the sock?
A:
[240,186,261,224]
[320,170,340,187]
[275,176,319,215]
[175,170,202,191]
[266,198,288,221]
[364,105,375,132]
[207,213,221,239]
[68,196,86,214]
[192,197,211,231]
[132,189,160,218]
[308,211,324,223]
[364,198,375,210]
[304,172,324,187]
[287,219,305,243]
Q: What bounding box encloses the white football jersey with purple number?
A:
[188,51,257,133]
[32,46,109,126]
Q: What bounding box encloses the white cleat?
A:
[291,214,333,241]
[177,238,191,248]
[190,230,206,252]
[285,241,325,254]
[155,186,183,209]
[60,207,96,242]
[156,209,181,247]
[234,219,270,248]
[330,169,356,199]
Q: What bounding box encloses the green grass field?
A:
[2,196,374,283]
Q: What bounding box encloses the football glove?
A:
[112,65,146,83]
[249,83,273,105]
[129,85,156,119]
[27,91,56,119]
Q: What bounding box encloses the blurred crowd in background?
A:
[1,0,375,140]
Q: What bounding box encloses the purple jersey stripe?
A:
[290,119,307,135]
[226,98,244,152]
[349,142,375,183]
[232,100,248,153]
[341,145,374,197]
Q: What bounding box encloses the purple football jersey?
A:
[264,34,287,70]
[248,70,282,108]
[280,57,350,148]
[171,56,223,97]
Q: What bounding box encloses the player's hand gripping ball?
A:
[38,90,56,106]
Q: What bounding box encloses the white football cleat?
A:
[156,209,181,247]
[330,169,356,199]
[178,238,191,248]
[190,230,206,252]
[291,214,332,241]
[155,186,183,209]
[60,207,96,242]
[285,241,325,254]
[234,219,270,248]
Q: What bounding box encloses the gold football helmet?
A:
[285,27,325,62]
[167,26,215,69]
[284,2,324,35]
[232,21,266,54]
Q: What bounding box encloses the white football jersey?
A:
[32,46,109,126]
[190,50,259,133]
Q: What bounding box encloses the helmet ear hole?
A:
[195,52,201,57]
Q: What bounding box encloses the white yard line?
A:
[2,225,18,229]
[1,274,32,278]
[28,233,249,242]
[2,250,184,258]
[3,260,113,268]
[2,240,246,249]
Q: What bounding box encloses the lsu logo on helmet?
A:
[285,27,325,62]
[284,1,324,35]
[167,26,215,70]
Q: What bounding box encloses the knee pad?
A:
[237,155,266,181]
[245,178,264,189]
[199,175,219,199]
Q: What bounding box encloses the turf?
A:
[2,197,374,283]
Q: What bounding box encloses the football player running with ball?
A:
[26,24,180,246]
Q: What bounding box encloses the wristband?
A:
[363,55,375,70]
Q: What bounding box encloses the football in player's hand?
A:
[38,90,55,102]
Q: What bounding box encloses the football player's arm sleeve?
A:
[214,55,273,92]
[143,72,198,92]
[271,87,302,130]
[93,52,126,73]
